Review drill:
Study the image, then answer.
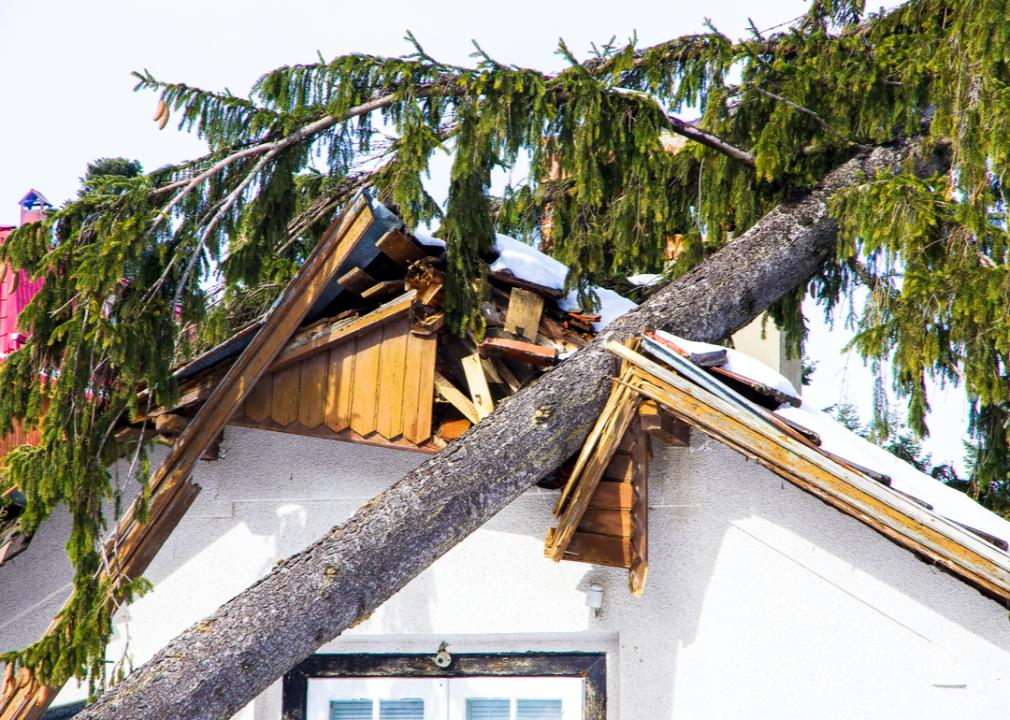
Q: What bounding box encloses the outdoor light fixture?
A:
[585,583,604,617]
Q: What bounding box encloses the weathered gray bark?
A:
[77,139,946,720]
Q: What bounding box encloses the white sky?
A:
[0,0,966,466]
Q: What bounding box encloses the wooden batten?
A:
[461,352,494,420]
[337,266,376,294]
[361,279,405,301]
[376,228,427,267]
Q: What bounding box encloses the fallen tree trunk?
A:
[76,138,945,720]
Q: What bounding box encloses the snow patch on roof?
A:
[657,331,799,398]
[627,273,663,287]
[777,404,1010,548]
[490,233,637,331]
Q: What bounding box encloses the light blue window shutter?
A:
[466,698,510,720]
[330,699,372,720]
[379,698,424,720]
[517,699,563,719]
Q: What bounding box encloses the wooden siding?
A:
[236,316,437,446]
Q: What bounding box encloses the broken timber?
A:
[606,339,1010,602]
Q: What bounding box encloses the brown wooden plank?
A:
[629,417,649,595]
[376,317,410,440]
[243,374,273,422]
[351,328,383,436]
[478,336,558,367]
[461,352,494,420]
[337,266,376,294]
[376,228,427,267]
[324,338,356,433]
[297,351,329,428]
[270,363,301,426]
[562,532,633,568]
[603,453,635,482]
[578,509,633,537]
[402,331,437,444]
[504,287,544,341]
[434,372,480,425]
[361,279,406,301]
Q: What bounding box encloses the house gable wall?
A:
[2,428,1009,719]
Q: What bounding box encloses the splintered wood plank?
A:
[351,329,383,436]
[297,351,329,428]
[376,317,410,440]
[377,228,427,267]
[337,266,376,294]
[402,331,437,444]
[270,363,301,426]
[504,287,544,341]
[324,338,356,433]
[243,374,273,422]
[361,279,405,301]
[562,532,633,568]
[546,368,642,561]
[579,509,633,537]
[461,353,494,420]
[434,372,480,425]
[490,357,521,393]
[629,417,649,595]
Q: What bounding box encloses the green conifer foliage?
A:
[6,0,1010,689]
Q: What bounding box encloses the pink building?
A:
[0,190,50,358]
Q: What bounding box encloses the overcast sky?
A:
[0,0,966,466]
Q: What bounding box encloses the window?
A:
[283,653,605,720]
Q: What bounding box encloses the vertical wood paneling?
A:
[324,339,356,433]
[244,374,274,422]
[402,331,437,444]
[297,352,329,428]
[350,328,382,435]
[271,364,301,426]
[375,317,409,440]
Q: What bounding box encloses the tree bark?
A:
[76,138,946,720]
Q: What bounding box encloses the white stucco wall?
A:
[2,425,1009,719]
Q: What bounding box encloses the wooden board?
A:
[270,365,301,427]
[434,372,480,425]
[402,331,437,444]
[562,532,632,568]
[376,318,409,440]
[376,228,427,267]
[297,351,329,429]
[504,287,544,341]
[350,329,383,436]
[324,339,357,433]
[586,482,635,510]
[361,279,405,301]
[337,266,376,294]
[243,374,273,423]
[461,352,494,420]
